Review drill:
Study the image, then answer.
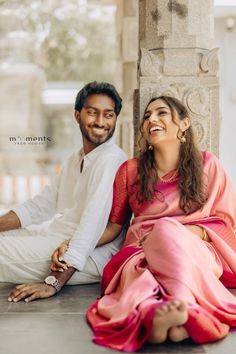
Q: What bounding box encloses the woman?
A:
[87,96,236,351]
[55,96,236,351]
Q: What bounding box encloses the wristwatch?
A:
[44,275,61,292]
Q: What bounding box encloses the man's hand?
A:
[0,211,21,232]
[51,239,70,272]
[8,283,56,303]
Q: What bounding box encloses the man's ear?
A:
[74,110,80,124]
[180,117,190,132]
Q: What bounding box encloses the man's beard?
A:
[79,121,115,146]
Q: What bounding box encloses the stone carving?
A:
[163,84,187,101]
[162,84,210,116]
[139,48,162,77]
[192,120,206,145]
[167,0,188,19]
[200,48,219,76]
[151,9,161,23]
[185,88,210,116]
[160,84,209,146]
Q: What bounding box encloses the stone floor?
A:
[0,283,236,354]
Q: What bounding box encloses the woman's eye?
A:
[143,115,150,120]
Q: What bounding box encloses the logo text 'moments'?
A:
[9,136,51,142]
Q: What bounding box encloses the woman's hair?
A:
[136,95,207,214]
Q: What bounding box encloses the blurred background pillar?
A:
[115,0,138,157]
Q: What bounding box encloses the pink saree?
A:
[87,151,236,352]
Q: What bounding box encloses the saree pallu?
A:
[87,152,236,351]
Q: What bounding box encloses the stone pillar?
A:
[115,0,138,157]
[0,10,46,175]
[137,0,219,155]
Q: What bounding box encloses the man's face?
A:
[75,94,117,152]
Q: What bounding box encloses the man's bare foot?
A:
[168,325,189,342]
[148,300,188,344]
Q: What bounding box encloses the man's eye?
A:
[88,110,96,115]
[159,111,167,115]
[105,113,114,119]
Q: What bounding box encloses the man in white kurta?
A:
[0,82,127,299]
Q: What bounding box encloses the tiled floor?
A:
[0,283,236,354]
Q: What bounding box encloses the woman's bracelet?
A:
[202,228,208,241]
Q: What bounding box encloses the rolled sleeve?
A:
[11,205,33,228]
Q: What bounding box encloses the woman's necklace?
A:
[158,169,179,183]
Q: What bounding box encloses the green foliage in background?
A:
[0,0,116,82]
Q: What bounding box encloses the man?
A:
[0,81,127,302]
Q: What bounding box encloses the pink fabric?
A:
[87,151,236,351]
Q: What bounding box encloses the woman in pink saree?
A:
[87,96,236,352]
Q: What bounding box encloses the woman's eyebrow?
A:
[145,106,169,114]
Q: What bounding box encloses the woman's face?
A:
[142,99,189,149]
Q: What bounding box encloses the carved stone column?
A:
[137,0,219,155]
[115,0,138,157]
[0,9,46,175]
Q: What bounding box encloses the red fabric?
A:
[101,246,141,294]
[185,308,229,343]
[87,300,158,352]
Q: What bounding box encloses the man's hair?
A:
[74,81,122,116]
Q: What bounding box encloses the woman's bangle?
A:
[202,228,208,241]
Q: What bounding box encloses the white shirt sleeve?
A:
[11,174,61,228]
[63,155,124,271]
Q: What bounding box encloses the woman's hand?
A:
[50,239,70,272]
[185,225,210,242]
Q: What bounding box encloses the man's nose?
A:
[95,113,104,126]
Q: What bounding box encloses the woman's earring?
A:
[148,145,153,150]
[179,130,186,144]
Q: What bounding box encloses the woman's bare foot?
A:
[148,300,188,344]
[168,325,189,342]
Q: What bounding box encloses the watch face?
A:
[44,275,61,292]
[45,276,57,285]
